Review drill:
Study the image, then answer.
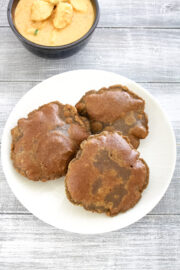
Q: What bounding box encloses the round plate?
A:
[1,70,176,234]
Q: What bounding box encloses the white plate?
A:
[1,70,176,234]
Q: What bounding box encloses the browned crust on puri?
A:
[11,101,90,182]
[65,131,149,216]
[76,84,149,149]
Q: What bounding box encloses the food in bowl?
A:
[76,85,149,148]
[11,101,90,181]
[14,0,95,46]
[65,131,149,216]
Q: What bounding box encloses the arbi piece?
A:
[70,0,88,12]
[65,131,149,216]
[31,0,54,21]
[53,2,73,29]
[76,85,149,148]
[11,102,90,181]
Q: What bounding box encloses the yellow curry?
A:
[14,0,95,46]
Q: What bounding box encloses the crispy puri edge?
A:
[143,111,149,138]
[11,126,28,179]
[139,158,149,192]
[65,130,148,217]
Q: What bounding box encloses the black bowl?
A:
[7,0,100,58]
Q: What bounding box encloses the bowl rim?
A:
[7,0,100,50]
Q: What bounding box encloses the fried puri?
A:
[76,85,148,148]
[11,101,90,181]
[65,131,149,216]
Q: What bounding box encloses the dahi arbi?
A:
[14,0,95,46]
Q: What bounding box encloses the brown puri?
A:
[76,84,149,149]
[65,131,149,217]
[11,101,90,181]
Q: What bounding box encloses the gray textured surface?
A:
[0,0,180,269]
